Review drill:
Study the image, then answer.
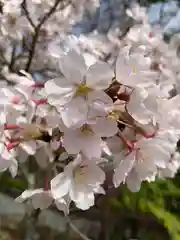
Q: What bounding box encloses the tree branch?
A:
[9,44,17,71]
[25,0,64,72]
[22,0,36,29]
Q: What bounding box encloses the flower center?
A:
[131,65,137,73]
[7,14,16,26]
[74,166,85,184]
[75,83,89,96]
[108,111,119,121]
[80,124,93,135]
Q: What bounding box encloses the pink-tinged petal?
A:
[113,151,136,188]
[91,118,118,137]
[35,147,49,169]
[127,101,150,124]
[115,47,132,84]
[81,135,102,158]
[83,162,105,185]
[88,90,113,117]
[45,77,75,106]
[60,97,88,128]
[9,159,18,177]
[31,192,53,209]
[51,173,71,199]
[69,183,94,210]
[55,196,71,215]
[63,130,81,154]
[126,170,141,192]
[60,50,87,84]
[15,189,44,203]
[86,61,114,90]
[64,130,102,158]
[94,186,105,195]
[75,191,94,210]
[20,141,37,155]
[127,88,150,124]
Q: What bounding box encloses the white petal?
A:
[126,171,141,192]
[83,162,105,185]
[20,141,37,155]
[61,97,88,128]
[86,61,114,90]
[35,147,49,169]
[31,192,52,209]
[15,189,44,203]
[75,192,94,210]
[9,159,18,178]
[63,130,81,154]
[82,135,102,158]
[88,90,113,118]
[91,118,118,137]
[51,172,71,199]
[127,88,150,124]
[94,186,105,195]
[45,77,75,106]
[69,184,94,210]
[60,50,86,84]
[0,143,5,155]
[127,101,150,124]
[55,196,71,215]
[113,151,136,188]
[116,48,133,85]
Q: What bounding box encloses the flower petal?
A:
[82,135,102,158]
[86,61,114,90]
[113,151,135,188]
[126,170,141,192]
[75,192,94,210]
[51,172,71,199]
[63,130,81,154]
[61,97,88,128]
[91,118,118,137]
[60,50,87,84]
[31,192,52,209]
[45,77,75,106]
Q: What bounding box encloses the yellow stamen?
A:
[76,84,89,96]
[74,167,85,184]
[131,65,137,73]
[80,124,93,134]
[108,111,120,121]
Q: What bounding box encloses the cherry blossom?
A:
[0,0,180,215]
[51,154,105,210]
[44,49,114,127]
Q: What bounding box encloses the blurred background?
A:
[1,0,180,239]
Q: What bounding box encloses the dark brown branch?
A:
[25,0,64,72]
[9,44,17,71]
[37,0,63,29]
[22,0,36,29]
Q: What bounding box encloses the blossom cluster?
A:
[0,0,180,214]
[1,43,180,212]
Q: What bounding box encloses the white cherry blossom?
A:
[51,154,105,210]
[113,129,179,191]
[115,46,157,87]
[44,49,114,127]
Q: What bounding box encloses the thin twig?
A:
[37,0,63,29]
[25,29,39,72]
[22,0,36,29]
[9,44,17,71]
[25,0,63,72]
[65,215,92,240]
